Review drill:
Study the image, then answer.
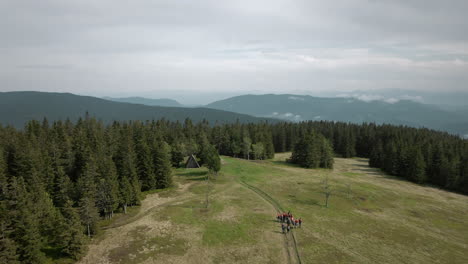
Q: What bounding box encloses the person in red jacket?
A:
[298,218,302,228]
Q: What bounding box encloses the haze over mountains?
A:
[1,91,467,137]
[205,94,468,136]
[103,96,182,107]
[105,93,468,136]
[0,92,273,128]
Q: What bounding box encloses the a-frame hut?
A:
[185,154,200,168]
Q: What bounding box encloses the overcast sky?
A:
[1,0,467,104]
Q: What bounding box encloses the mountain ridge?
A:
[205,94,468,135]
[0,91,276,128]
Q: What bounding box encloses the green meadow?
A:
[79,153,468,264]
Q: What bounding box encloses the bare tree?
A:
[322,177,332,208]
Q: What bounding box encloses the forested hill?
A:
[205,94,468,136]
[102,96,183,107]
[0,92,275,128]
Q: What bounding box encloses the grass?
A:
[222,155,468,264]
[81,154,468,264]
[108,226,189,264]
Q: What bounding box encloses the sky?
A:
[1,0,467,105]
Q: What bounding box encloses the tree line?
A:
[270,122,468,194]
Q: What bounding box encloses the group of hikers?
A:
[277,211,302,234]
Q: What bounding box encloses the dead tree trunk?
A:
[325,191,331,208]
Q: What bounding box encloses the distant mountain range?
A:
[103,96,182,107]
[1,92,467,136]
[205,94,468,136]
[0,92,274,128]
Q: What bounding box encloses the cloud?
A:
[17,64,73,70]
[1,1,468,104]
[288,96,305,101]
[400,95,424,103]
[269,112,302,121]
[338,93,425,104]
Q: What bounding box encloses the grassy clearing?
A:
[226,154,468,264]
[80,154,468,263]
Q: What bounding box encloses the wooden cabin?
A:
[185,154,200,168]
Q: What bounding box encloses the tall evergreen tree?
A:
[153,141,172,189]
[170,143,185,168]
[95,157,118,219]
[0,150,19,264]
[407,148,427,184]
[76,160,99,237]
[8,177,45,263]
[58,200,86,260]
[134,130,156,191]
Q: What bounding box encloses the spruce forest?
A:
[0,117,467,263]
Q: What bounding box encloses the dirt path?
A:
[238,179,302,264]
[77,182,196,264]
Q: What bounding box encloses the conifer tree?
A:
[0,151,19,264]
[114,127,140,211]
[71,125,91,182]
[242,136,252,160]
[264,139,275,159]
[52,165,71,208]
[407,148,427,183]
[8,177,45,263]
[79,194,99,238]
[96,157,118,219]
[170,143,185,168]
[76,161,99,237]
[291,134,322,168]
[369,140,384,168]
[383,141,398,175]
[0,235,18,264]
[153,141,172,189]
[118,176,132,214]
[58,200,86,260]
[135,130,156,191]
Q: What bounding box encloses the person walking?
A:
[298,218,302,228]
[281,223,286,234]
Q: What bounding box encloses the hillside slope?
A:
[206,94,468,135]
[0,92,275,128]
[78,155,468,264]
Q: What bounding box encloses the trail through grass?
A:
[79,153,468,264]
